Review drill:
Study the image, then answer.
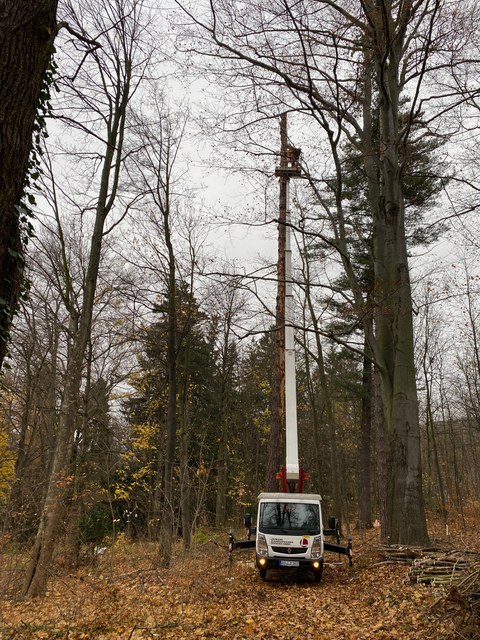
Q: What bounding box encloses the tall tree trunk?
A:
[373,144,428,545]
[215,364,229,529]
[363,3,429,546]
[0,1,58,368]
[157,293,177,566]
[215,434,227,528]
[215,300,235,528]
[157,198,177,568]
[265,115,287,491]
[304,272,343,521]
[180,428,192,551]
[65,342,93,568]
[423,359,447,523]
[443,397,465,524]
[357,339,373,530]
[22,332,84,596]
[23,228,101,597]
[374,368,388,543]
[180,335,192,551]
[302,334,323,495]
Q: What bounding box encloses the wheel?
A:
[259,569,267,580]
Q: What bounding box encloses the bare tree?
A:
[203,271,247,528]
[416,279,449,523]
[126,94,198,565]
[22,0,151,597]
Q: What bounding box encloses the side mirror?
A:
[328,516,338,530]
[244,513,252,529]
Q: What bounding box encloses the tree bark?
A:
[265,114,287,491]
[157,186,177,568]
[179,334,192,551]
[215,317,234,528]
[374,368,388,543]
[366,3,429,545]
[0,0,58,368]
[357,340,373,530]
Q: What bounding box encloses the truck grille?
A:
[271,546,306,555]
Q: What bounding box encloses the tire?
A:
[259,569,267,580]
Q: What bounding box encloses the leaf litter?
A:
[0,524,477,640]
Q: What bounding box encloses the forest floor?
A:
[1,515,480,640]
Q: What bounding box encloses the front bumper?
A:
[255,555,323,573]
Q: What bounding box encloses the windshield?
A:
[259,502,321,534]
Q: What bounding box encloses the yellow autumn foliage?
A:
[0,419,15,503]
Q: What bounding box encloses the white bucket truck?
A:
[228,126,352,582]
[255,492,325,581]
[231,491,351,582]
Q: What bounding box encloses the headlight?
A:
[310,535,323,559]
[257,533,268,557]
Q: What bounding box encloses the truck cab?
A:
[254,492,324,582]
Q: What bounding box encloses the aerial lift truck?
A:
[229,117,352,581]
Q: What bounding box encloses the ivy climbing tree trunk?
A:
[0,0,58,368]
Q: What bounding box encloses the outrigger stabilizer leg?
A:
[324,537,353,566]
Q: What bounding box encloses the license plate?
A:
[280,560,299,567]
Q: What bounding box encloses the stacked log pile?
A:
[379,545,480,638]
[378,545,424,564]
[409,550,478,587]
[379,546,479,584]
